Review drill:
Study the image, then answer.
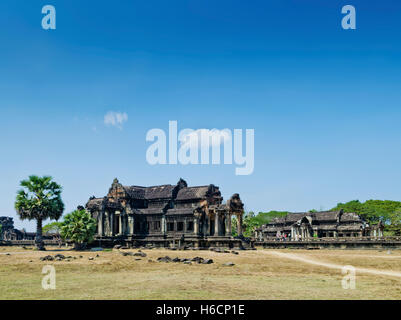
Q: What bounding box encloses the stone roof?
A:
[176,186,210,200]
[340,212,362,222]
[86,179,226,213]
[313,211,340,221]
[145,185,176,200]
[123,185,176,200]
[124,186,146,199]
[285,213,306,223]
[86,197,104,210]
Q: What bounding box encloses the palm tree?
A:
[15,175,64,250]
[60,208,96,250]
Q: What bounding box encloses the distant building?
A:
[0,217,36,241]
[85,178,245,247]
[254,210,384,241]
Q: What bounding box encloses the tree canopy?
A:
[331,200,401,225]
[15,176,64,221]
[15,175,64,250]
[60,209,96,250]
[43,221,63,235]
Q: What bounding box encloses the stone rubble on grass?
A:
[202,259,214,264]
[40,255,54,261]
[119,251,134,257]
[157,256,172,263]
[40,254,78,262]
[133,252,147,257]
[156,256,214,265]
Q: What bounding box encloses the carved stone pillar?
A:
[118,213,122,235]
[110,212,114,236]
[225,214,231,236]
[237,213,243,236]
[104,211,110,236]
[128,216,134,235]
[98,212,103,236]
[161,216,166,234]
[194,218,199,235]
[214,214,219,236]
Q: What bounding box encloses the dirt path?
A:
[264,250,401,278]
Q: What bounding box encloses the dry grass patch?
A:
[0,247,401,299]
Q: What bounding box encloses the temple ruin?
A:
[0,217,35,241]
[254,210,384,241]
[85,178,246,248]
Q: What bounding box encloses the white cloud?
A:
[104,111,128,129]
[180,129,232,149]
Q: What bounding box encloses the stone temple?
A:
[85,178,246,248]
[254,210,384,241]
[0,217,35,241]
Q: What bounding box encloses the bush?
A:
[60,209,96,250]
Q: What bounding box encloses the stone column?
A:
[227,215,232,237]
[161,216,166,234]
[110,212,114,236]
[104,211,109,236]
[129,216,134,235]
[237,214,243,236]
[194,218,199,235]
[225,215,231,236]
[98,212,103,236]
[215,214,219,236]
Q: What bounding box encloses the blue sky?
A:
[0,1,400,230]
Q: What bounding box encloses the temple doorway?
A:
[210,219,215,236]
[113,214,120,235]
